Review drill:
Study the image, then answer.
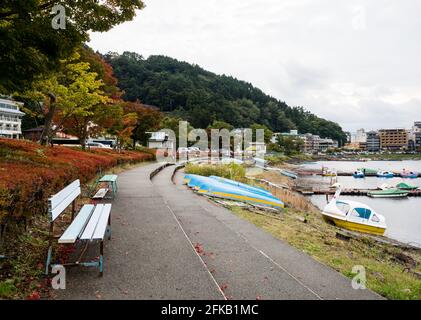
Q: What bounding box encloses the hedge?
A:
[0,138,153,221]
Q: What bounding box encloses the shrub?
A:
[0,138,153,222]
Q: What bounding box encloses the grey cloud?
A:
[89,0,420,132]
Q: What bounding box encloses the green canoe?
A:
[396,182,418,190]
[368,188,409,198]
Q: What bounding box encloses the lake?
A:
[299,160,421,246]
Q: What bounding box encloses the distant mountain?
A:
[105,51,347,145]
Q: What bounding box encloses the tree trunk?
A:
[80,122,88,150]
[39,93,56,145]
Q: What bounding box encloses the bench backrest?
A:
[48,179,81,221]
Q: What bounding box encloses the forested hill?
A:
[105,51,347,144]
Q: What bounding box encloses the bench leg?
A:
[99,241,104,276]
[45,246,52,275]
[107,214,112,240]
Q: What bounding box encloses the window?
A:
[0,103,18,110]
[371,214,380,223]
[336,201,350,214]
[350,207,371,219]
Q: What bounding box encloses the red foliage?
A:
[0,138,153,220]
[26,291,41,300]
[194,243,204,255]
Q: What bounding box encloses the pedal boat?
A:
[353,170,365,178]
[401,170,418,179]
[321,183,387,235]
[376,171,394,178]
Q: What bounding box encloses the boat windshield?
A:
[350,207,371,219]
[371,214,380,223]
[336,201,350,214]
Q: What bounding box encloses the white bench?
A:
[45,179,112,276]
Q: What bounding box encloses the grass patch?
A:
[229,206,421,300]
[185,163,246,181]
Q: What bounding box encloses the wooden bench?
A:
[45,179,112,276]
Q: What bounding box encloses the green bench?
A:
[92,174,118,200]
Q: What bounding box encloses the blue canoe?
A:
[184,174,284,209]
[280,170,298,179]
[208,176,274,198]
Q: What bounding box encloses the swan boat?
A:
[321,183,387,235]
[183,174,285,209]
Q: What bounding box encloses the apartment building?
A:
[366,131,380,152]
[318,138,338,152]
[303,133,320,153]
[0,98,25,139]
[378,129,408,151]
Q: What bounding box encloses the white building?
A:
[0,98,25,139]
[147,131,174,151]
[352,128,367,143]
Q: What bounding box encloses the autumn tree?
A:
[0,0,145,93]
[123,102,163,148]
[105,103,137,151]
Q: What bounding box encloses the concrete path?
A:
[56,162,382,300]
[57,163,223,299]
[153,165,382,300]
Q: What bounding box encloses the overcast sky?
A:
[89,0,421,132]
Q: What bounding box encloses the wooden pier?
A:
[296,170,420,178]
[296,188,421,197]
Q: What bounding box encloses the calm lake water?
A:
[300,160,421,246]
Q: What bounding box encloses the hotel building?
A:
[0,98,25,139]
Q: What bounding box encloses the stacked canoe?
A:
[183,174,285,209]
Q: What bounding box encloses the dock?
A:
[296,187,421,197]
[296,170,420,178]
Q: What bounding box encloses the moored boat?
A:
[401,170,418,179]
[357,168,377,175]
[367,188,409,198]
[353,170,365,178]
[321,183,387,235]
[396,182,418,191]
[376,171,394,178]
[322,166,337,177]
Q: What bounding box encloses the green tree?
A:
[207,120,234,131]
[106,52,348,143]
[276,135,304,156]
[250,123,273,144]
[56,54,110,149]
[0,0,144,93]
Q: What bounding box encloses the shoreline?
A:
[237,163,421,299]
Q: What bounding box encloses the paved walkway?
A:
[56,162,382,300]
